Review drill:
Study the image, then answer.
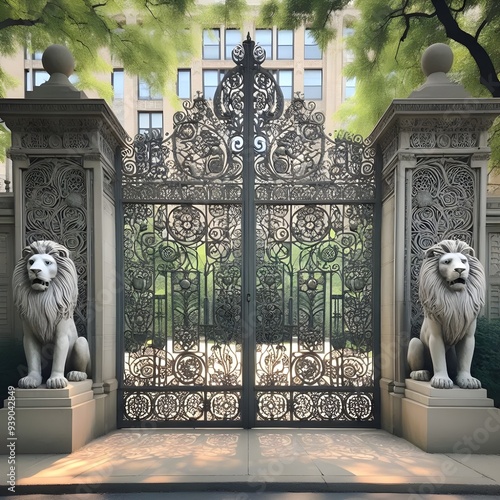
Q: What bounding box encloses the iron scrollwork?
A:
[120,36,377,426]
[254,203,375,422]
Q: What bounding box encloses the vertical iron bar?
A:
[241,36,257,428]
[372,144,383,427]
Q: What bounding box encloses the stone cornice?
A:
[0,98,129,147]
[369,98,500,145]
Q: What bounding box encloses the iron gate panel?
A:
[121,203,243,423]
[118,36,380,427]
[254,203,375,423]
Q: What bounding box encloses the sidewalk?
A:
[2,429,500,496]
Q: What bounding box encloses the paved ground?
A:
[3,495,500,499]
[1,429,499,496]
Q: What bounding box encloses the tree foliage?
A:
[0,0,244,99]
[339,0,500,136]
[262,1,500,141]
[262,0,500,171]
[473,318,500,408]
[260,0,350,48]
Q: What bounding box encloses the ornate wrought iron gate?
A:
[118,36,380,427]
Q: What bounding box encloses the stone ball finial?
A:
[42,44,75,77]
[421,43,453,76]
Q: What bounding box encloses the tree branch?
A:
[431,0,500,96]
[0,18,41,30]
[385,3,436,60]
[475,4,495,41]
[397,11,436,43]
[449,0,467,14]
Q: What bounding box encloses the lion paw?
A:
[456,373,481,389]
[410,370,431,381]
[67,371,87,382]
[430,375,454,389]
[46,376,68,389]
[18,375,42,388]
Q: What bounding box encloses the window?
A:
[177,69,191,99]
[225,29,241,60]
[25,70,49,91]
[277,30,293,59]
[255,29,272,59]
[138,78,162,100]
[304,29,322,60]
[203,70,225,100]
[33,69,50,88]
[112,69,124,99]
[343,25,354,63]
[25,69,78,92]
[304,69,322,100]
[203,29,220,59]
[344,77,356,99]
[138,112,163,136]
[24,49,43,60]
[273,69,293,100]
[343,26,354,38]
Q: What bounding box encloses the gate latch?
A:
[246,293,251,302]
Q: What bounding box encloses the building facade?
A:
[0,3,358,191]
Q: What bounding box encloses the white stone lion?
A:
[12,240,91,389]
[407,239,486,389]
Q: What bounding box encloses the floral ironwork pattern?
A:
[122,202,243,423]
[254,204,374,421]
[255,98,375,202]
[120,36,377,426]
[23,158,89,338]
[409,156,476,337]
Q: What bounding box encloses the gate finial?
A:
[410,43,469,98]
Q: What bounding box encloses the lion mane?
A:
[419,239,486,346]
[12,240,78,344]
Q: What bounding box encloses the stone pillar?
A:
[0,45,127,451]
[369,44,500,443]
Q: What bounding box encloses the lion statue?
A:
[407,239,486,389]
[12,240,91,389]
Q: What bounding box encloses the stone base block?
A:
[402,379,500,454]
[0,380,96,454]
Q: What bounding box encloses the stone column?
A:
[0,45,127,452]
[369,44,500,442]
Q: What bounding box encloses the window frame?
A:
[34,69,49,88]
[255,28,273,60]
[225,28,242,60]
[304,29,322,60]
[203,28,221,60]
[177,69,191,99]
[344,77,356,100]
[203,69,225,100]
[272,69,293,100]
[138,78,162,100]
[112,69,124,99]
[277,30,294,60]
[138,111,164,136]
[303,69,322,100]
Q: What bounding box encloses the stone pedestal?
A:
[402,379,500,453]
[369,44,500,435]
[0,45,128,453]
[0,381,96,454]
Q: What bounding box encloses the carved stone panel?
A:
[408,156,476,338]
[23,157,91,338]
